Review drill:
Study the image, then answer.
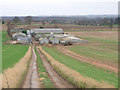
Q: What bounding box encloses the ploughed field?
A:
[2,31,29,71]
[41,31,118,88]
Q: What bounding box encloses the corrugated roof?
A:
[33,28,64,34]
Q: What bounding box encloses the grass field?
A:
[34,46,54,88]
[67,31,118,65]
[42,46,118,87]
[2,31,29,71]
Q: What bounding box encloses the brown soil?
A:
[36,46,74,88]
[57,46,118,73]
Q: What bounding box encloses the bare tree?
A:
[109,19,113,30]
[7,21,15,36]
[13,16,20,24]
[25,16,32,25]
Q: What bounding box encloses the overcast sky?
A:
[1,0,119,16]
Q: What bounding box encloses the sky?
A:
[0,0,119,16]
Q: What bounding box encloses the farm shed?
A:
[68,36,88,43]
[39,38,49,44]
[34,34,42,41]
[12,32,26,41]
[49,38,59,44]
[33,28,64,34]
[10,28,24,36]
[17,36,29,44]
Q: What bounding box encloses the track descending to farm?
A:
[22,46,42,88]
[57,46,118,73]
[36,46,74,88]
[22,45,74,88]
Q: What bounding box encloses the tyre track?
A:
[22,46,42,88]
[57,46,118,73]
[36,46,74,88]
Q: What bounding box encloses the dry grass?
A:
[39,46,115,88]
[0,74,2,89]
[0,46,32,88]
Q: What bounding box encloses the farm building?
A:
[33,28,64,34]
[10,28,24,36]
[39,38,49,44]
[12,32,26,41]
[17,36,29,44]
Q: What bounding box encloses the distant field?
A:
[42,46,118,87]
[2,24,118,31]
[67,31,118,65]
[2,31,29,71]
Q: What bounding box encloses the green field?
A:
[42,46,118,87]
[34,46,54,88]
[2,31,29,71]
[68,37,118,64]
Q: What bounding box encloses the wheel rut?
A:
[57,46,118,73]
[22,46,42,88]
[36,46,74,88]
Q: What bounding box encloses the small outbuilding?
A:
[17,36,29,44]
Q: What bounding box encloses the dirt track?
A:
[36,46,74,88]
[57,46,118,73]
[22,46,42,88]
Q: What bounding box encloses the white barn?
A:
[33,28,64,34]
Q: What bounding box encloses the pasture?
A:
[2,31,29,71]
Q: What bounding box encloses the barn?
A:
[33,28,64,34]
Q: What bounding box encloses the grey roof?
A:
[12,32,26,38]
[33,28,64,34]
[17,36,28,41]
[10,28,23,32]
